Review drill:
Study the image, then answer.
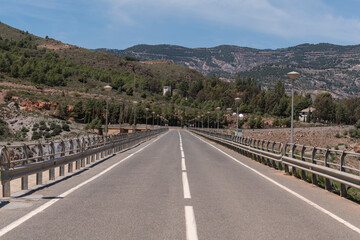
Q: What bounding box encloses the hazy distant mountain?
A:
[98,43,360,98]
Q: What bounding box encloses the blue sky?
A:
[1,0,360,50]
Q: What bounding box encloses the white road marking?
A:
[190,132,360,235]
[0,133,166,237]
[182,172,191,199]
[182,157,187,171]
[185,206,199,240]
[181,151,185,158]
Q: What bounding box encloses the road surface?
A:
[0,129,359,239]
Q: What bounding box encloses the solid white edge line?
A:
[182,157,187,171]
[182,172,191,199]
[185,206,199,240]
[189,131,360,235]
[0,133,166,237]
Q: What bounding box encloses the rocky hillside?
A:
[98,44,360,98]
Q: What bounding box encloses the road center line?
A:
[182,157,187,171]
[182,172,191,199]
[0,133,166,238]
[185,206,199,240]
[190,131,360,235]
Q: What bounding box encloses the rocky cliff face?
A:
[98,43,360,98]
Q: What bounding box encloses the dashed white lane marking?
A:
[185,206,199,240]
[179,130,198,239]
[182,157,187,171]
[0,133,166,238]
[190,131,360,235]
[182,172,191,199]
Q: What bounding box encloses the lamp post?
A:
[239,113,244,137]
[104,85,112,137]
[133,101,138,131]
[157,114,160,126]
[207,111,210,131]
[216,107,221,131]
[145,108,149,131]
[152,111,155,129]
[287,71,299,145]
[235,97,241,136]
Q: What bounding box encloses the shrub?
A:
[21,126,29,133]
[343,130,348,136]
[50,122,56,130]
[355,119,360,129]
[62,123,70,131]
[44,132,52,138]
[335,133,341,138]
[349,128,358,138]
[31,132,41,140]
[52,125,62,136]
[282,118,291,127]
[255,116,264,129]
[273,118,280,127]
[126,87,133,96]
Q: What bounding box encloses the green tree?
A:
[314,93,335,122]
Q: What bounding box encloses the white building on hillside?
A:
[163,86,172,96]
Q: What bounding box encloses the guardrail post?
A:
[300,146,307,180]
[266,141,272,167]
[311,147,318,186]
[324,149,332,191]
[36,143,43,185]
[1,146,11,197]
[85,137,90,164]
[271,142,277,169]
[49,142,55,180]
[291,144,297,177]
[101,136,105,159]
[76,138,81,170]
[68,139,74,173]
[339,151,347,197]
[59,140,65,176]
[284,144,290,174]
[81,137,86,168]
[21,144,29,190]
[91,136,96,162]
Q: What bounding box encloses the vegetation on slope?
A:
[0,22,360,137]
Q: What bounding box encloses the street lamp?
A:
[157,114,160,126]
[104,85,112,137]
[152,111,155,128]
[287,71,299,145]
[235,97,241,136]
[238,113,244,137]
[216,107,221,131]
[133,101,138,131]
[145,108,149,131]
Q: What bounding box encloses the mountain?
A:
[98,43,360,98]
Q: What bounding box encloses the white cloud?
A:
[99,0,360,45]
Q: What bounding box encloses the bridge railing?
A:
[0,128,168,197]
[190,128,360,198]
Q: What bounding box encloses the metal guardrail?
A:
[0,128,168,197]
[190,128,360,198]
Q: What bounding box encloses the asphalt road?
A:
[0,129,359,239]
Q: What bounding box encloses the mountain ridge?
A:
[98,43,360,98]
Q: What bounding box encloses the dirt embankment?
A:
[242,126,357,150]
